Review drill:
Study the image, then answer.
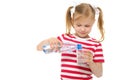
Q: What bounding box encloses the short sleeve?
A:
[93,43,105,63]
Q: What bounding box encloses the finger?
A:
[84,51,93,57]
[48,39,56,49]
[53,39,62,51]
[57,40,63,47]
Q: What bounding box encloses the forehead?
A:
[73,13,95,25]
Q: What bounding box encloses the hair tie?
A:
[91,5,100,20]
[91,5,100,15]
[70,6,75,18]
[70,1,80,18]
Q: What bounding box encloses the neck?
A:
[74,33,90,38]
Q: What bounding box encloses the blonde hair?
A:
[66,3,105,42]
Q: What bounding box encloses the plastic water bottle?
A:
[76,44,85,64]
[42,43,77,54]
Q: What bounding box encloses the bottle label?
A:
[60,43,76,53]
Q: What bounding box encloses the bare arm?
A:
[88,61,103,77]
[84,51,103,77]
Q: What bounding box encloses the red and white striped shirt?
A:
[57,34,104,80]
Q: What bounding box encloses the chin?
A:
[79,35,89,38]
[75,33,89,38]
[80,36,88,38]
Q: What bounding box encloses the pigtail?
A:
[97,7,105,42]
[66,6,73,34]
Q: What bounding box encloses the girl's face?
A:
[73,15,95,38]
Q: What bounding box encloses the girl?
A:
[37,3,105,80]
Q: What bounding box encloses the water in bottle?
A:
[76,44,85,64]
[42,43,77,54]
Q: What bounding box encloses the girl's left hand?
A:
[83,51,93,64]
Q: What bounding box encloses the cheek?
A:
[73,26,78,31]
[87,27,92,32]
[75,27,81,32]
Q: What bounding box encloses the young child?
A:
[37,3,105,80]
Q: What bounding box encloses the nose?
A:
[80,27,85,31]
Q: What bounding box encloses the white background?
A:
[0,0,120,80]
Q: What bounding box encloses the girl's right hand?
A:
[46,37,63,51]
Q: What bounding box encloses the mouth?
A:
[79,32,86,35]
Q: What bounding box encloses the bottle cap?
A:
[76,44,82,50]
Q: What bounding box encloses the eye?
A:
[77,24,82,27]
[85,25,90,27]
